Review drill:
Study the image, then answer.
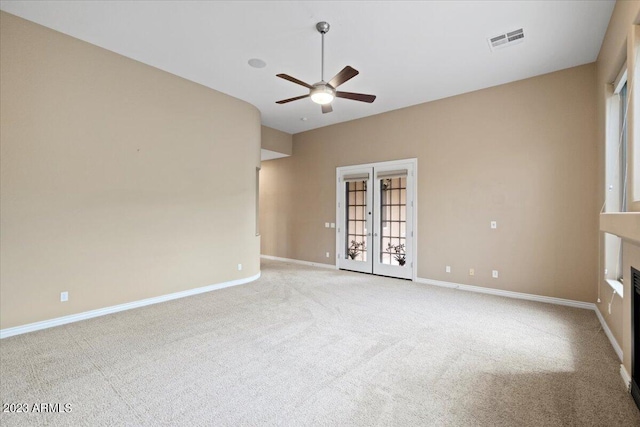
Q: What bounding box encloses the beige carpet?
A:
[1,259,639,426]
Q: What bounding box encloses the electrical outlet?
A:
[326,252,330,258]
[491,221,497,229]
[492,270,499,278]
[237,263,242,271]
[60,291,68,302]
[445,265,451,273]
[469,268,475,276]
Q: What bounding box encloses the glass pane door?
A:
[346,180,368,262]
[337,161,414,280]
[337,168,373,273]
[379,177,407,267]
[373,165,413,279]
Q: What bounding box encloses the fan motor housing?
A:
[316,22,330,34]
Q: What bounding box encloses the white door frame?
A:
[336,158,418,281]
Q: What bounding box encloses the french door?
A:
[336,160,416,280]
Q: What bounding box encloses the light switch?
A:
[491,221,497,229]
[325,222,330,228]
[330,223,335,228]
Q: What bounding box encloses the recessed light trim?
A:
[248,58,266,68]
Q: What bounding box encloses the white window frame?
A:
[603,63,628,296]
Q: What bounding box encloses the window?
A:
[604,64,628,290]
[380,177,407,265]
[345,180,368,262]
[255,167,260,236]
[620,81,628,211]
[635,39,640,203]
[606,65,627,213]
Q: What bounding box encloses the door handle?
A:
[374,233,378,237]
[368,233,372,236]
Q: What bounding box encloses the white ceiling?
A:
[0,1,615,135]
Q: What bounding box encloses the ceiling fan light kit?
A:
[276,21,376,114]
[310,84,335,105]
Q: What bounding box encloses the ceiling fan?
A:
[275,21,376,114]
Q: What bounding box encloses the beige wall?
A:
[261,126,293,155]
[595,1,640,374]
[0,12,261,329]
[261,63,598,303]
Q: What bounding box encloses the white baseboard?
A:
[594,306,623,361]
[0,272,261,339]
[415,277,595,310]
[261,254,337,270]
[621,364,632,392]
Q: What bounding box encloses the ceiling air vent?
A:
[488,28,524,51]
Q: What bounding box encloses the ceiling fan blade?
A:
[276,94,310,104]
[321,103,333,114]
[336,91,376,103]
[328,66,359,88]
[276,74,314,89]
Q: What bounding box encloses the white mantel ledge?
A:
[600,213,640,244]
